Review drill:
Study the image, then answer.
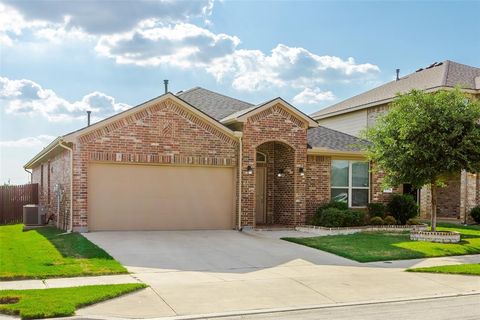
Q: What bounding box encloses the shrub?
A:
[370,216,384,225]
[312,203,367,228]
[344,210,367,227]
[312,201,349,225]
[317,200,348,212]
[317,208,346,227]
[387,194,418,225]
[384,215,397,225]
[367,203,386,218]
[406,218,420,225]
[471,206,480,224]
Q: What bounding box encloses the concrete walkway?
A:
[0,274,139,290]
[1,230,479,319]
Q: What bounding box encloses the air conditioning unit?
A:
[23,204,45,226]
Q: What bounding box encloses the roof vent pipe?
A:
[164,79,169,94]
[396,69,400,81]
[87,111,91,126]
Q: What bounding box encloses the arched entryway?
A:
[255,141,296,226]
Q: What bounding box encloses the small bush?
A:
[384,215,397,225]
[317,208,346,227]
[370,216,384,225]
[317,200,348,212]
[387,194,418,225]
[470,206,480,224]
[312,201,349,225]
[344,210,367,227]
[367,203,386,218]
[406,218,420,225]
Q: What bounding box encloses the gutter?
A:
[58,140,74,233]
[234,131,243,231]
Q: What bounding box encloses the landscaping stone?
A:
[410,230,461,243]
[296,224,427,236]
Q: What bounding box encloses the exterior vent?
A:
[23,204,45,226]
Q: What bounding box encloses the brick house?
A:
[311,60,480,222]
[25,87,381,232]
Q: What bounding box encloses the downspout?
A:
[58,140,74,233]
[24,168,32,183]
[234,131,243,231]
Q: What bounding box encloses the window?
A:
[331,160,369,207]
[256,152,266,163]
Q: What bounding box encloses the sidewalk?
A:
[0,274,140,290]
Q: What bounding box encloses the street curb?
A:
[67,291,480,320]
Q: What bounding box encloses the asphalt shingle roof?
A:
[307,126,368,151]
[177,87,254,121]
[311,60,480,119]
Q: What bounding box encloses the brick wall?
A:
[437,173,461,218]
[272,143,295,224]
[370,165,401,204]
[305,155,331,221]
[31,149,71,228]
[70,98,238,231]
[241,104,308,227]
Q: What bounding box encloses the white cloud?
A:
[293,88,336,105]
[2,0,213,35]
[0,77,131,122]
[207,44,380,91]
[0,135,56,148]
[0,3,47,46]
[95,23,380,92]
[95,23,240,68]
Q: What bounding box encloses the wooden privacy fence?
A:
[0,184,39,224]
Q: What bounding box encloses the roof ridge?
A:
[177,86,202,95]
[180,86,254,106]
[441,60,451,86]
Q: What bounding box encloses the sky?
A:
[1,0,479,184]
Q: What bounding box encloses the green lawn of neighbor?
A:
[0,224,127,280]
[407,263,480,276]
[0,283,146,319]
[283,223,480,262]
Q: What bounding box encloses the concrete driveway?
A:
[80,230,480,319]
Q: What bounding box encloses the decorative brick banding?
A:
[410,230,461,243]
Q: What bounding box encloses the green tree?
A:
[365,88,480,231]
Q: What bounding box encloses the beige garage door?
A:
[88,163,236,231]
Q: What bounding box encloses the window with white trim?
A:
[331,160,369,207]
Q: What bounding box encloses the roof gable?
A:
[223,97,318,128]
[63,93,237,144]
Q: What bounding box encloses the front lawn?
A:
[0,283,147,319]
[283,223,480,262]
[407,263,480,276]
[0,224,127,280]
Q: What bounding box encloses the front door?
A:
[255,167,266,224]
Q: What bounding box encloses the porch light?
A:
[246,165,254,175]
[299,167,305,176]
[277,169,285,177]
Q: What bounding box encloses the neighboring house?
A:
[25,87,383,232]
[311,60,480,221]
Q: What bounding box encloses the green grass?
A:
[407,263,480,276]
[0,283,147,319]
[283,223,480,262]
[0,224,127,280]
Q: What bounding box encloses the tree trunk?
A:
[431,180,437,231]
